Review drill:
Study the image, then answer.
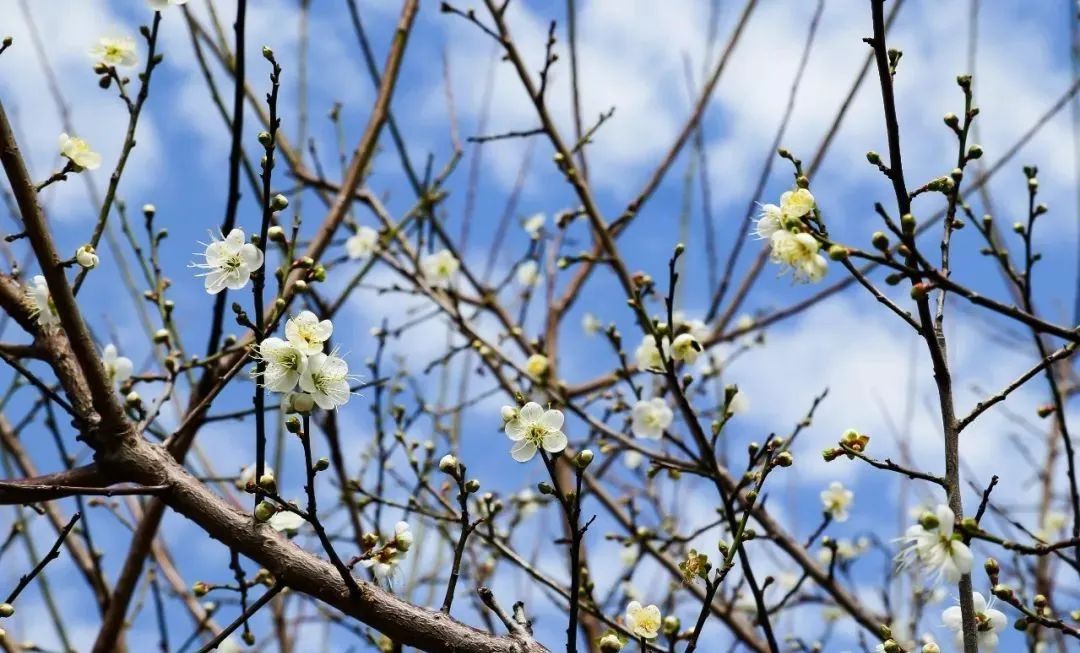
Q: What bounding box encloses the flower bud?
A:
[125,391,142,409]
[257,131,272,147]
[871,231,889,251]
[262,46,274,60]
[501,405,517,422]
[268,225,286,243]
[254,500,277,522]
[0,603,13,618]
[271,194,289,211]
[76,244,99,269]
[192,581,209,597]
[598,633,623,652]
[921,644,941,653]
[285,416,302,434]
[439,454,458,474]
[153,328,170,344]
[574,449,594,468]
[943,112,959,128]
[465,479,481,493]
[288,392,315,414]
[774,451,794,467]
[662,615,680,636]
[966,144,983,160]
[258,473,276,492]
[314,457,330,472]
[827,245,848,261]
[866,151,882,165]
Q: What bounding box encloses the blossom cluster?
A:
[755,188,828,283]
[257,311,351,410]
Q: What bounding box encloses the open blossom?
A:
[754,188,815,238]
[58,133,101,171]
[625,601,662,639]
[525,353,548,380]
[421,249,459,288]
[820,481,853,522]
[516,260,540,287]
[257,338,306,393]
[25,275,60,328]
[942,592,1006,651]
[346,226,378,259]
[631,398,672,440]
[634,335,669,372]
[193,228,264,294]
[285,311,333,355]
[89,36,137,67]
[522,213,544,239]
[898,504,973,584]
[268,506,304,534]
[361,522,412,581]
[76,244,99,269]
[770,231,828,283]
[299,352,352,410]
[671,333,702,364]
[101,344,133,387]
[504,402,567,462]
[582,312,601,336]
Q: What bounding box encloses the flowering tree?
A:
[0,1,1077,652]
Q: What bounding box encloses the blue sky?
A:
[1,0,1078,651]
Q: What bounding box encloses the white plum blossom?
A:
[753,203,783,240]
[671,333,702,364]
[898,504,973,584]
[193,228,264,294]
[236,464,273,490]
[299,352,352,410]
[268,507,304,534]
[420,249,459,288]
[582,312,601,336]
[504,402,567,462]
[101,344,133,387]
[525,353,548,380]
[346,226,378,259]
[58,133,101,171]
[625,601,661,639]
[25,275,60,329]
[285,311,333,355]
[630,398,672,440]
[523,213,544,239]
[361,522,412,582]
[820,481,853,522]
[942,592,1006,651]
[634,335,669,372]
[770,231,828,283]
[76,244,99,269]
[257,338,306,393]
[516,260,540,287]
[89,36,137,67]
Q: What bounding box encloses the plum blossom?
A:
[630,398,672,440]
[942,592,1006,651]
[504,402,567,462]
[193,228,264,294]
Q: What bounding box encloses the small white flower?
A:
[625,601,662,639]
[392,521,413,551]
[236,464,274,490]
[101,344,133,387]
[285,311,333,356]
[504,401,567,462]
[769,230,828,283]
[75,244,99,269]
[299,352,352,410]
[58,133,101,171]
[421,249,459,288]
[89,36,137,67]
[630,398,673,440]
[820,481,853,522]
[257,337,306,393]
[897,504,973,584]
[25,275,60,328]
[516,260,540,287]
[753,203,783,240]
[523,213,544,239]
[634,335,669,372]
[942,592,1006,652]
[146,0,189,9]
[525,353,548,380]
[780,188,815,218]
[268,507,304,534]
[670,333,702,364]
[193,228,264,294]
[346,226,379,259]
[582,312,602,336]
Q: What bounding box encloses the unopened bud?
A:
[271,194,289,211]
